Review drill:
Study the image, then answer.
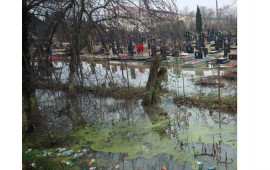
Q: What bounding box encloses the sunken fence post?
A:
[218,64,221,102]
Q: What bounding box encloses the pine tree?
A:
[196,5,203,33]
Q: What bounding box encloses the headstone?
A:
[128,40,134,56]
[196,36,200,48]
[185,43,194,53]
[195,51,203,59]
[199,33,205,47]
[185,31,191,42]
[100,48,105,54]
[229,54,237,60]
[217,58,228,64]
[151,39,157,56]
[215,35,223,49]
[201,47,208,56]
[224,37,230,57]
[172,49,179,57]
[196,33,205,48]
[118,48,123,54]
[160,45,166,59]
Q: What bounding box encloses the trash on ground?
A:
[25,148,32,153]
[67,163,75,168]
[31,162,36,168]
[62,149,74,156]
[115,164,120,169]
[161,166,167,170]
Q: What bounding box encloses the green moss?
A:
[178,123,237,148]
[23,115,236,170]
[69,144,81,151]
[69,118,198,168]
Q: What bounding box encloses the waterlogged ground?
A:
[24,61,237,170]
[50,61,236,96]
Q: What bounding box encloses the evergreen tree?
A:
[196,5,203,33]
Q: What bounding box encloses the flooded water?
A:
[27,60,237,170]
[51,61,237,97]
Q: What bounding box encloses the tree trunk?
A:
[143,55,166,105]
[22,0,34,134]
[151,67,167,103]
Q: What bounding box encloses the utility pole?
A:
[216,0,218,18]
[218,64,221,103]
[216,0,218,29]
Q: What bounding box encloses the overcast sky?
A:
[176,0,237,11]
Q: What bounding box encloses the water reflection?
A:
[48,61,236,97]
[32,61,237,170]
[34,88,237,169]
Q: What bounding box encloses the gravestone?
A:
[196,36,200,48]
[224,37,231,57]
[196,33,205,49]
[200,33,205,47]
[215,35,223,49]
[229,54,237,60]
[160,44,166,59]
[172,49,179,57]
[151,39,157,56]
[201,47,208,56]
[217,57,228,64]
[128,40,134,56]
[185,43,194,53]
[118,48,123,54]
[195,50,203,59]
[100,48,105,54]
[112,42,117,55]
[185,31,191,42]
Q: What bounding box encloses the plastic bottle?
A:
[199,163,203,170]
[197,162,203,170]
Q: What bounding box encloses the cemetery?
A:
[22,0,238,169]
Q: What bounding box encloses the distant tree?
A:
[196,5,203,33]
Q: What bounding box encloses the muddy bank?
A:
[173,94,237,113]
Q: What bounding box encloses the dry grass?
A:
[173,93,237,113]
